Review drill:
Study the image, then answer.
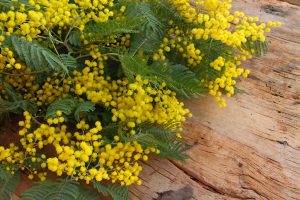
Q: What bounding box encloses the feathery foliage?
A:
[45,98,78,119]
[3,35,68,72]
[120,54,204,97]
[60,54,78,70]
[128,2,166,53]
[20,179,101,200]
[76,187,99,200]
[20,179,79,200]
[0,170,20,200]
[120,122,190,161]
[93,181,130,200]
[74,101,96,121]
[241,40,269,57]
[84,17,140,43]
[193,39,233,80]
[0,84,36,115]
[68,30,82,47]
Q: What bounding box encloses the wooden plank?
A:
[130,157,239,200]
[131,0,300,199]
[278,0,300,6]
[4,0,300,199]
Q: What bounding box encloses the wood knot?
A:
[154,185,193,200]
[262,5,286,17]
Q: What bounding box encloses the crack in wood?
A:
[170,160,255,199]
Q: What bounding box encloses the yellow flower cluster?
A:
[208,56,250,108]
[73,64,190,128]
[0,0,114,41]
[167,0,281,107]
[169,0,197,23]
[0,0,280,192]
[153,27,202,67]
[0,112,47,180]
[105,34,131,48]
[34,75,72,105]
[0,111,158,185]
[190,0,282,47]
[0,143,25,173]
[0,48,22,71]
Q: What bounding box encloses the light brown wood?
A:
[5,0,300,199]
[130,0,300,199]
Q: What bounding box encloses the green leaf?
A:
[128,3,165,53]
[127,3,164,36]
[194,39,233,81]
[76,187,99,200]
[60,54,78,70]
[119,54,205,98]
[0,170,20,200]
[68,30,82,47]
[130,28,163,53]
[0,84,37,115]
[20,179,79,200]
[84,16,140,42]
[240,40,269,57]
[120,122,190,161]
[0,0,29,10]
[4,35,68,72]
[45,98,78,119]
[150,61,206,98]
[0,100,36,115]
[149,0,185,25]
[0,0,16,8]
[74,101,96,121]
[93,181,129,200]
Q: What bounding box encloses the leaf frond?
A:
[0,170,20,200]
[92,181,129,200]
[45,98,78,119]
[3,35,68,72]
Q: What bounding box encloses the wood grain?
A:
[130,0,300,199]
[5,0,300,199]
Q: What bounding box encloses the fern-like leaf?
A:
[68,30,82,47]
[120,122,190,161]
[240,40,269,57]
[194,39,233,81]
[92,181,129,200]
[84,16,140,43]
[60,54,78,70]
[0,0,29,10]
[20,179,79,200]
[0,84,36,115]
[4,35,68,72]
[149,0,185,26]
[119,54,204,98]
[76,187,99,200]
[128,2,166,53]
[0,170,20,200]
[45,98,78,119]
[151,61,206,97]
[74,101,96,121]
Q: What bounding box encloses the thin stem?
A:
[0,70,47,76]
[35,35,64,45]
[102,52,120,57]
[64,16,81,43]
[75,54,90,60]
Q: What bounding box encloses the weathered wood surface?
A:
[130,0,300,199]
[6,0,300,200]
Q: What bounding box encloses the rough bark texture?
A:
[130,0,300,199]
[8,0,300,199]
